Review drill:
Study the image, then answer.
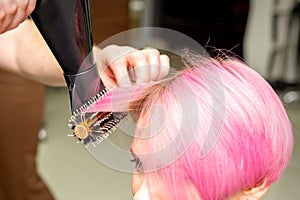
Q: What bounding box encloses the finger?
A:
[17,0,30,9]
[0,8,5,24]
[0,5,5,33]
[9,13,27,30]
[158,54,170,80]
[9,0,29,30]
[99,66,116,88]
[0,2,4,19]
[129,51,150,84]
[0,2,17,33]
[109,58,132,87]
[25,0,36,16]
[145,48,160,81]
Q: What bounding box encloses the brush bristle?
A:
[68,87,128,147]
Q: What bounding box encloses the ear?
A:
[239,179,270,200]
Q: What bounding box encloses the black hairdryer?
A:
[31,0,104,112]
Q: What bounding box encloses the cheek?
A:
[132,172,145,195]
[132,173,166,200]
[132,178,164,200]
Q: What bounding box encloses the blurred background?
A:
[36,0,300,199]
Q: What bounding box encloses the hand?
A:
[0,0,36,34]
[95,45,170,88]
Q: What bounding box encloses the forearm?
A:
[0,19,66,86]
[0,19,170,88]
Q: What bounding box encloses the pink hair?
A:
[88,52,293,199]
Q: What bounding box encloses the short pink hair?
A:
[89,52,293,200]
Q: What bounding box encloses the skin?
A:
[0,0,170,87]
[0,19,170,87]
[131,148,269,200]
[0,0,36,33]
[0,3,269,198]
[95,45,170,88]
[131,116,270,200]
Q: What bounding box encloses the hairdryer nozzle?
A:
[31,0,127,145]
[31,0,104,111]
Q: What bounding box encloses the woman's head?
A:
[87,51,293,199]
[129,52,293,200]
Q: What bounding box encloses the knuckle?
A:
[110,62,127,75]
[26,6,34,15]
[26,0,36,14]
[160,54,170,63]
[146,48,160,57]
[104,44,118,52]
[113,65,125,74]
[112,57,127,66]
[133,51,147,61]
[148,48,160,54]
[106,56,125,68]
[18,0,29,8]
[7,4,17,14]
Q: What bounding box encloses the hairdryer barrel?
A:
[31,0,104,112]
